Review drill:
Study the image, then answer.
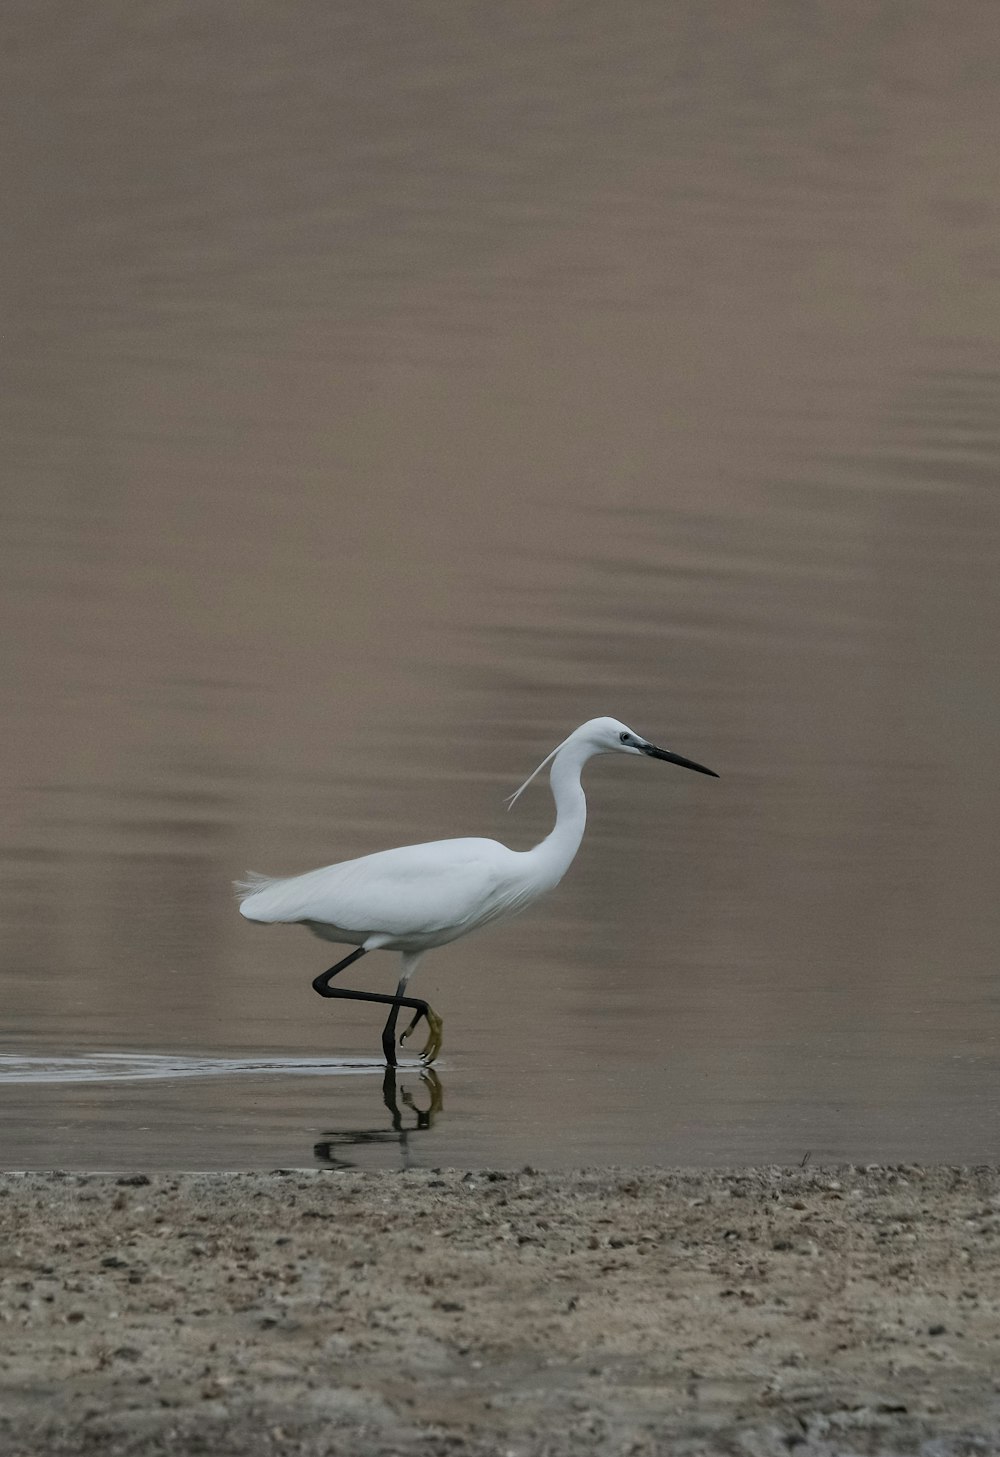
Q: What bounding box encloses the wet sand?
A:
[2,1165,999,1455]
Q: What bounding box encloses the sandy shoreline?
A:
[2,1165,999,1455]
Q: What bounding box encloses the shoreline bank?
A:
[2,1165,998,1454]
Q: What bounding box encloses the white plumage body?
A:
[238,836,555,953]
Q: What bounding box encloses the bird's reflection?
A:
[313,1066,443,1169]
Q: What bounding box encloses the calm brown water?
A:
[3,1,1000,1169]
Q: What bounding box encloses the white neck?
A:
[526,736,591,886]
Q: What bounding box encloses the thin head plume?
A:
[505,731,574,811]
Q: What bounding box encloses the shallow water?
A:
[3,1,1000,1169]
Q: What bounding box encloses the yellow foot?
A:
[399,1006,444,1065]
[419,1008,443,1065]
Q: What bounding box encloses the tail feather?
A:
[234,872,280,902]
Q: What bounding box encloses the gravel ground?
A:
[2,1165,1000,1455]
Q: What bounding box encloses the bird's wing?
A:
[238,838,517,939]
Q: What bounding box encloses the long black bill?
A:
[641,743,719,778]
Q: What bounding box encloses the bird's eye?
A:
[619,731,629,744]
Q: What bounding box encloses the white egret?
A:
[236,716,717,1066]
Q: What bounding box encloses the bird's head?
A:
[577,716,719,777]
[507,715,718,809]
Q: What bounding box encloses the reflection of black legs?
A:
[311,948,435,1068]
[382,1066,443,1129]
[400,1067,443,1127]
[382,1066,404,1130]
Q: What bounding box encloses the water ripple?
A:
[0,1054,395,1085]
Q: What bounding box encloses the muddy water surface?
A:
[3,2,1000,1168]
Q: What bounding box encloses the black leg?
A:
[380,971,412,1067]
[312,946,368,996]
[311,948,440,1068]
[399,1006,423,1041]
[312,980,435,1069]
